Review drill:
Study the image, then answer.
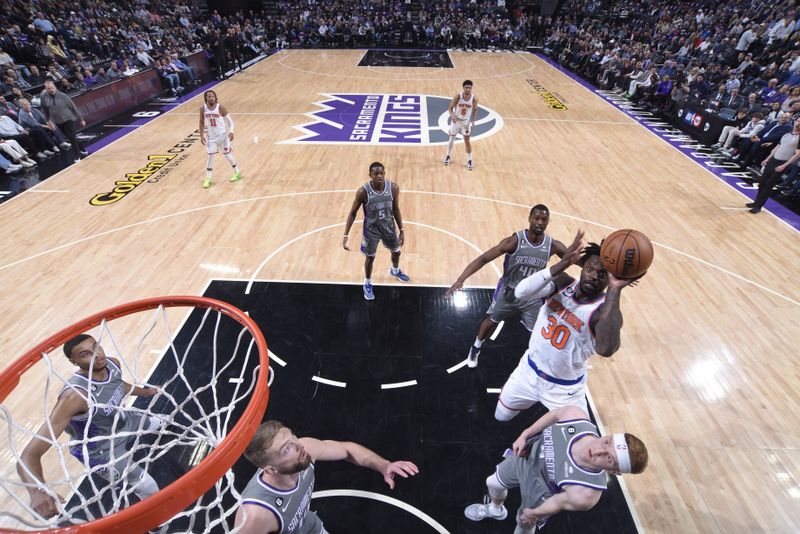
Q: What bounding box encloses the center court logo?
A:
[281,93,503,145]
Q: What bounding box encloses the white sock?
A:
[467,152,472,163]
[474,338,483,348]
[224,152,237,167]
[447,135,455,157]
[206,168,212,180]
[365,278,371,284]
[206,154,214,180]
[489,502,503,514]
[391,266,399,274]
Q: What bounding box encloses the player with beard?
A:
[494,230,640,421]
[235,421,419,533]
[445,204,566,368]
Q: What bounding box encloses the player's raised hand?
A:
[607,271,644,289]
[382,460,419,489]
[562,230,585,266]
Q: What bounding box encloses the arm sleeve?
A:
[514,269,555,302]
[224,113,234,132]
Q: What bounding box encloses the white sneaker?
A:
[6,163,22,173]
[35,152,46,159]
[467,161,474,171]
[443,155,451,165]
[60,142,72,149]
[465,498,508,521]
[20,159,35,168]
[52,146,60,152]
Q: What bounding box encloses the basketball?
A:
[599,230,654,279]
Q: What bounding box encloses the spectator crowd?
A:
[543,0,800,203]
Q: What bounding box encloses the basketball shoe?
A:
[203,177,212,189]
[363,281,375,300]
[466,345,480,368]
[443,155,451,165]
[465,496,508,522]
[230,170,242,182]
[467,161,474,171]
[388,267,410,282]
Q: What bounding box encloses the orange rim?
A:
[0,296,269,533]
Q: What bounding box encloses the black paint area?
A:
[358,49,454,68]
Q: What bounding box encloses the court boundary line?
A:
[533,52,800,234]
[0,188,796,306]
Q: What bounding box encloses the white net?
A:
[0,300,268,532]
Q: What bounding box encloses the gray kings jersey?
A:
[241,464,322,534]
[60,359,136,464]
[530,418,608,495]
[362,181,395,232]
[502,230,552,289]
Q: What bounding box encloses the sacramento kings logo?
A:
[281,93,504,145]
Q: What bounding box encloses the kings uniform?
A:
[487,231,553,331]
[240,464,323,534]
[61,359,156,482]
[495,419,608,528]
[360,180,400,257]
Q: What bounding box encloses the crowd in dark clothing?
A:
[0,0,276,173]
[543,0,800,203]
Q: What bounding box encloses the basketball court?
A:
[0,49,798,533]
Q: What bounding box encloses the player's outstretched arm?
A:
[342,188,366,251]
[18,390,87,518]
[301,437,419,489]
[445,234,517,298]
[514,230,583,301]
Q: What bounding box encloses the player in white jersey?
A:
[443,79,478,170]
[199,90,241,189]
[495,231,640,421]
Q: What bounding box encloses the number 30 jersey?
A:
[528,281,606,381]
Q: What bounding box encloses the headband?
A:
[613,434,632,474]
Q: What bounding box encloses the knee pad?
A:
[494,401,517,422]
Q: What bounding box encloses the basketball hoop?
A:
[0,296,269,533]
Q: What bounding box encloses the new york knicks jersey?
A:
[362,181,395,232]
[203,103,227,138]
[240,464,322,534]
[60,359,137,463]
[455,92,474,120]
[502,231,552,290]
[527,281,606,380]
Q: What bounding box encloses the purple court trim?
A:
[85,79,221,154]
[534,53,800,232]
